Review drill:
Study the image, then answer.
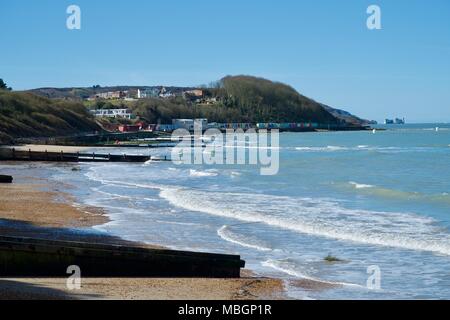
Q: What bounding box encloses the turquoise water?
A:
[53,124,450,299]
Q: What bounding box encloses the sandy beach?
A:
[0,162,286,300]
[0,274,284,300]
[0,180,108,229]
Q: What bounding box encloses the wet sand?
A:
[0,164,286,300]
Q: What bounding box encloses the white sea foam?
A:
[85,167,450,256]
[262,259,365,289]
[189,169,219,177]
[295,146,348,152]
[230,171,242,177]
[92,187,137,200]
[349,181,375,189]
[155,220,204,227]
[217,225,272,252]
[158,188,450,256]
[344,182,450,205]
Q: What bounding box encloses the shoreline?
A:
[0,163,287,300]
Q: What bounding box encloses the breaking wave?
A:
[159,188,450,256]
[295,146,348,152]
[189,169,219,177]
[217,225,272,252]
[262,259,365,289]
[345,182,450,205]
[85,167,450,256]
[349,181,375,189]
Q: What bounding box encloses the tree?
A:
[0,79,12,91]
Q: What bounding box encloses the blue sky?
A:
[1,0,449,122]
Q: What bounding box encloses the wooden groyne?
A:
[0,148,155,163]
[0,175,13,183]
[0,236,245,278]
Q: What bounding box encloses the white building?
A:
[159,87,176,99]
[94,91,127,100]
[137,88,160,99]
[90,109,133,120]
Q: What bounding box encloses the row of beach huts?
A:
[148,121,323,132]
[93,110,366,133]
[150,120,350,132]
[102,119,353,133]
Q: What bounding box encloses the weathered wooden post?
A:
[28,149,31,160]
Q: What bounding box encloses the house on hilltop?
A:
[137,88,160,99]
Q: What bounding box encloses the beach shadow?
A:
[0,279,101,300]
[0,218,136,246]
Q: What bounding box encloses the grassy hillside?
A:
[214,75,338,123]
[0,91,100,144]
[131,76,339,124]
[24,76,362,126]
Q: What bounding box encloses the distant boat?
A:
[372,129,377,134]
[436,127,440,132]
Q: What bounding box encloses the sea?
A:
[48,123,450,299]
